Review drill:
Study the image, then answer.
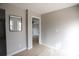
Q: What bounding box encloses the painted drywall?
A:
[0,4,41,55]
[28,10,41,49]
[41,5,79,52]
[0,4,27,55]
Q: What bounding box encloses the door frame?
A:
[32,16,41,46]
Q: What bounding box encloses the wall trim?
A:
[41,42,60,50]
[31,16,41,49]
[39,41,42,44]
[7,47,27,56]
[27,47,32,50]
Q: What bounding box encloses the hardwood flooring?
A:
[14,39,65,56]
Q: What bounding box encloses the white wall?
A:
[41,5,79,53]
[0,4,41,55]
[0,4,27,55]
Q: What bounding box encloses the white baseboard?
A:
[27,47,32,50]
[7,47,27,56]
[41,42,59,50]
[39,41,42,44]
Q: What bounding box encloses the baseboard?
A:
[7,47,27,56]
[27,47,32,50]
[39,41,42,44]
[41,42,59,50]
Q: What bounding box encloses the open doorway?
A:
[32,16,41,47]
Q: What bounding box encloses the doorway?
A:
[0,9,6,56]
[32,16,41,47]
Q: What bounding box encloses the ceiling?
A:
[2,3,78,15]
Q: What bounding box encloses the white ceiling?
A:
[3,3,78,15]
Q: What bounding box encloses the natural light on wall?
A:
[62,21,79,56]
